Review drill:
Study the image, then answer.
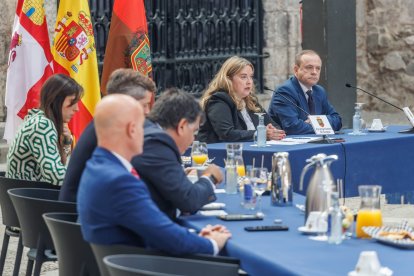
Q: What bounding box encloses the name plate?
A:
[309,115,334,135]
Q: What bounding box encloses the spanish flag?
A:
[100,0,152,95]
[52,0,101,141]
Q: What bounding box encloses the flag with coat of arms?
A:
[100,0,152,95]
[4,0,54,144]
[52,0,101,141]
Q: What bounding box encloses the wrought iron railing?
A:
[88,0,264,96]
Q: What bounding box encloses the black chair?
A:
[104,254,240,276]
[91,243,240,276]
[0,177,59,276]
[8,188,76,276]
[43,212,99,276]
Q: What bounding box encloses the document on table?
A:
[268,137,323,145]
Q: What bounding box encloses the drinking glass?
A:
[236,157,245,177]
[191,141,208,167]
[250,167,268,217]
[355,185,382,238]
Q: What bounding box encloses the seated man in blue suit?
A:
[268,50,342,135]
[77,94,231,255]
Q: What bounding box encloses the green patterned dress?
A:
[6,109,66,185]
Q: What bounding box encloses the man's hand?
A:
[202,164,223,185]
[184,167,195,175]
[199,224,232,251]
[266,124,286,140]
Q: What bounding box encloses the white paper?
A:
[201,202,226,210]
[199,210,228,216]
[267,137,323,145]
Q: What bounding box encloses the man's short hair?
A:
[106,68,156,100]
[295,50,321,66]
[147,88,203,129]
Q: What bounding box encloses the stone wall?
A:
[356,0,414,112]
[260,0,301,106]
[0,0,413,121]
[0,0,16,121]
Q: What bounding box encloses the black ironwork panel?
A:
[87,0,264,96]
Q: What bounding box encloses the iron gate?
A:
[89,0,264,96]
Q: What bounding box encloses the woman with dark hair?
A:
[6,74,83,185]
[198,56,285,143]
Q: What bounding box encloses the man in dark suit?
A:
[268,50,342,135]
[59,68,156,202]
[132,88,223,220]
[77,94,231,255]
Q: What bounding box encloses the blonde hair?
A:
[200,56,260,112]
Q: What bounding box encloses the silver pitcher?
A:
[271,152,292,206]
[299,153,338,221]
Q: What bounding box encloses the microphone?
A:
[344,83,403,111]
[345,83,414,133]
[263,86,310,116]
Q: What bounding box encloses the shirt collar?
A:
[298,81,312,98]
[111,151,133,172]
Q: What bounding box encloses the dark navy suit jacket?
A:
[59,121,96,202]
[268,76,342,135]
[132,120,216,220]
[77,147,214,255]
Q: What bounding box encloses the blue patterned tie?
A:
[306,90,315,115]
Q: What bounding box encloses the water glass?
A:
[249,167,268,217]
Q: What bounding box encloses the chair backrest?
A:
[91,243,151,276]
[0,177,59,228]
[91,243,240,276]
[8,188,76,249]
[103,254,240,276]
[43,212,99,276]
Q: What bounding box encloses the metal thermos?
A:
[271,152,292,206]
[299,153,338,222]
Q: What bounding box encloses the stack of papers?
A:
[268,137,323,145]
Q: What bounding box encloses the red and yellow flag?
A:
[52,0,101,141]
[100,0,152,95]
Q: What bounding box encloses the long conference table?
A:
[180,193,414,275]
[195,125,414,202]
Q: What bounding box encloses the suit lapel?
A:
[292,77,310,114]
[237,111,247,129]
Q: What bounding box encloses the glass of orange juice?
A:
[191,141,208,167]
[236,157,246,177]
[355,185,382,238]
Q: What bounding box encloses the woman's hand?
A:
[62,123,73,146]
[266,124,286,140]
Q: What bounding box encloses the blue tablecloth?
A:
[180,193,414,276]
[191,126,414,201]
